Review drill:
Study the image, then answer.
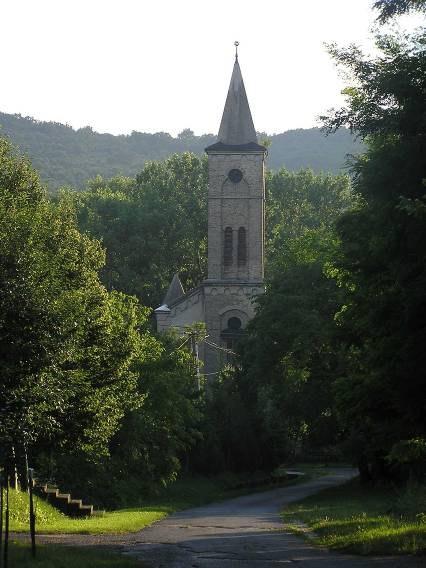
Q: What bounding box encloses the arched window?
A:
[228,317,242,331]
[237,227,247,265]
[224,227,233,266]
[221,316,245,361]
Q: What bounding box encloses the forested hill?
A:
[0,111,363,190]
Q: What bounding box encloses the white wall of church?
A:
[158,289,204,333]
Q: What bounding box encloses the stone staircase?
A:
[36,483,104,518]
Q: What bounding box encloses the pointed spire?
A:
[162,273,185,306]
[217,49,257,146]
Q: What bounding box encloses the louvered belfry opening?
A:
[237,227,247,265]
[224,227,233,266]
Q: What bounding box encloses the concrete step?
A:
[70,499,82,506]
[35,481,96,517]
[56,493,71,502]
[44,487,59,495]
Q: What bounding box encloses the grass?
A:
[7,485,170,533]
[281,478,426,555]
[7,541,146,567]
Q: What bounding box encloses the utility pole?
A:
[3,467,9,568]
[194,338,201,391]
[0,468,3,568]
[28,468,36,558]
[181,324,206,389]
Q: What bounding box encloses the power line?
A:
[175,336,190,351]
[204,339,236,356]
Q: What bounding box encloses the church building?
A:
[155,49,266,377]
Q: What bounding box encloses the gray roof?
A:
[217,58,257,146]
[154,304,170,313]
[163,273,185,306]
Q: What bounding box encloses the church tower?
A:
[205,53,265,282]
[202,49,266,373]
[155,47,266,376]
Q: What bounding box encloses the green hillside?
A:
[0,112,363,190]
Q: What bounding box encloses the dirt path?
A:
[26,468,423,567]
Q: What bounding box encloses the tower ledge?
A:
[205,141,266,154]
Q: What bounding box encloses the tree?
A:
[374,0,426,22]
[265,168,352,272]
[46,328,203,507]
[0,138,146,474]
[72,153,208,307]
[322,24,426,480]
[110,332,202,492]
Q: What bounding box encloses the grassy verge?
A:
[7,464,329,535]
[281,478,426,555]
[7,541,146,567]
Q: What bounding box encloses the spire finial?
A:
[234,41,239,60]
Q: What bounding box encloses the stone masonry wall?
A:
[207,152,265,282]
[203,283,264,376]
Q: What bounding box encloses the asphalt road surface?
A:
[118,468,423,567]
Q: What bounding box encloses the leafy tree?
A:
[374,0,426,22]
[322,25,426,480]
[0,138,146,473]
[235,235,345,468]
[134,153,208,298]
[266,168,352,272]
[110,333,202,492]
[72,153,208,307]
[48,330,203,507]
[192,366,257,473]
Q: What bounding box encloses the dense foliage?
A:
[374,0,426,21]
[321,25,426,481]
[51,333,202,507]
[0,111,362,190]
[0,139,202,498]
[0,138,145,462]
[71,153,207,307]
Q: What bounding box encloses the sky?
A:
[1,0,422,137]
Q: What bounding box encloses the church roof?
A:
[205,56,266,153]
[154,304,170,314]
[162,273,185,306]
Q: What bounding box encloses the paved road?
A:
[118,468,422,567]
[27,468,423,566]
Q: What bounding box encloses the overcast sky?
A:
[1,0,422,136]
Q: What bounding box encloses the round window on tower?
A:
[228,169,243,184]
